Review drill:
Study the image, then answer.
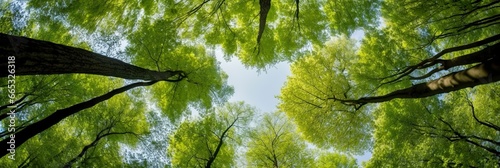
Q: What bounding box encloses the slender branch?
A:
[466,98,500,132]
[0,94,29,112]
[409,67,444,80]
[63,131,138,167]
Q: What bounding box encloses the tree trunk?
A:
[332,56,500,105]
[0,81,158,158]
[0,33,180,80]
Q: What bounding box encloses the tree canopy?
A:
[1,0,499,167]
[168,102,254,168]
[279,0,500,166]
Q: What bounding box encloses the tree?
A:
[0,81,149,167]
[62,119,139,168]
[0,33,186,81]
[246,111,359,168]
[365,85,500,167]
[2,0,500,166]
[279,0,500,155]
[0,80,156,157]
[167,102,254,168]
[175,0,380,68]
[0,0,232,163]
[246,111,314,167]
[279,37,373,153]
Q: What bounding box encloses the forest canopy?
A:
[0,0,499,167]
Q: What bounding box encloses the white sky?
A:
[217,56,290,114]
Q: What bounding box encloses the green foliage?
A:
[27,0,148,32]
[175,0,381,68]
[167,102,255,168]
[382,0,500,47]
[279,0,500,166]
[314,152,358,168]
[2,0,500,167]
[356,2,500,166]
[126,19,233,122]
[246,112,360,168]
[366,84,500,167]
[246,111,314,167]
[0,2,16,34]
[278,37,372,154]
[0,75,149,167]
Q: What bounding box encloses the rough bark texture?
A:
[0,33,180,80]
[0,81,158,158]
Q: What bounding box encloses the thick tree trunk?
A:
[0,33,180,80]
[258,0,271,44]
[332,56,500,105]
[0,81,158,158]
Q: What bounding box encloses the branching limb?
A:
[381,34,500,85]
[63,130,139,167]
[0,80,159,158]
[410,42,500,80]
[465,97,500,132]
[330,57,500,106]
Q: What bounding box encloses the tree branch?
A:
[0,80,158,158]
[331,57,500,106]
[410,42,500,80]
[381,34,500,85]
[466,97,500,132]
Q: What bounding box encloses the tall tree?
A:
[279,0,500,156]
[2,0,500,166]
[0,79,150,167]
[0,80,156,157]
[167,102,254,168]
[0,0,232,163]
[0,33,186,81]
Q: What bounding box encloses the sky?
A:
[219,29,365,112]
[215,29,371,164]
[217,55,290,114]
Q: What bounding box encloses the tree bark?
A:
[258,0,271,44]
[0,33,181,81]
[332,56,500,105]
[0,81,158,158]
